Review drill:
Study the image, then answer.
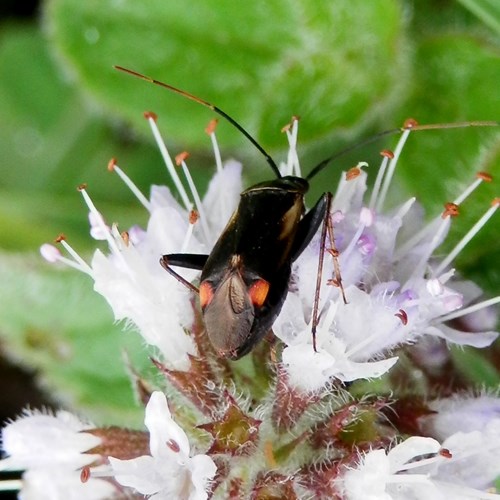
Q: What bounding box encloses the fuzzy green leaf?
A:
[0,253,150,426]
[45,0,407,153]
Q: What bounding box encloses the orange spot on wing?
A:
[248,279,270,307]
[199,281,214,309]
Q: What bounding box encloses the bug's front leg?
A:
[294,193,346,352]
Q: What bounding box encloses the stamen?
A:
[144,112,192,212]
[403,217,451,286]
[394,197,416,220]
[180,210,198,253]
[175,152,211,244]
[436,296,500,324]
[340,206,373,260]
[395,173,489,261]
[369,149,393,210]
[282,116,301,177]
[108,158,151,211]
[56,237,93,275]
[395,453,447,472]
[205,119,223,173]
[434,198,499,276]
[375,127,412,212]
[78,186,127,268]
[453,172,492,206]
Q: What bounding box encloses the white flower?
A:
[274,127,499,389]
[434,423,500,492]
[0,409,100,471]
[340,436,443,500]
[41,117,242,369]
[275,294,398,391]
[418,394,500,491]
[0,410,116,499]
[109,391,217,500]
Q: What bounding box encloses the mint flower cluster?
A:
[1,112,499,499]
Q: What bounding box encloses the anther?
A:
[442,202,459,219]
[281,115,300,133]
[346,167,361,180]
[80,466,91,483]
[166,439,180,453]
[77,183,88,191]
[175,151,190,166]
[477,171,493,182]
[395,309,408,325]
[189,210,199,225]
[205,118,218,135]
[121,231,130,246]
[55,233,66,243]
[143,111,158,121]
[439,448,453,459]
[403,118,419,129]
[107,158,117,171]
[380,149,394,159]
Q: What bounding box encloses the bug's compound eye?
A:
[248,279,270,307]
[199,281,214,309]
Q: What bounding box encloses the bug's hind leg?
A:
[159,253,208,294]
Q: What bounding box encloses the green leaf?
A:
[393,34,500,295]
[0,23,175,252]
[457,0,500,34]
[45,0,408,153]
[451,345,500,388]
[0,253,150,426]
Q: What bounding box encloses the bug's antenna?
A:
[115,66,282,179]
[305,120,499,181]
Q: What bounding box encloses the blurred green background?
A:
[0,0,499,427]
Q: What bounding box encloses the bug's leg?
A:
[310,193,346,352]
[310,194,329,352]
[159,253,208,294]
[325,205,347,305]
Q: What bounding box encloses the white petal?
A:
[109,455,164,495]
[388,436,440,472]
[342,449,392,500]
[424,325,498,348]
[20,469,116,500]
[202,160,242,240]
[422,395,500,440]
[188,454,218,500]
[435,427,500,490]
[1,410,100,471]
[145,392,190,459]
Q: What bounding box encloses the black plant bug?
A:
[115,66,497,360]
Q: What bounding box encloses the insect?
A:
[115,66,497,360]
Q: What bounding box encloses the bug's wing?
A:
[202,269,255,358]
